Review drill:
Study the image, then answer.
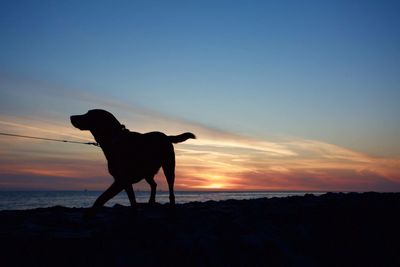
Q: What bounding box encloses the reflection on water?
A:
[0,191,325,210]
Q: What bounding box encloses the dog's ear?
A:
[87,109,124,132]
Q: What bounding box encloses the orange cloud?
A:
[0,84,399,191]
[169,133,400,191]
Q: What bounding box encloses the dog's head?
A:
[70,109,124,133]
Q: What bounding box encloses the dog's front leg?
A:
[125,184,137,207]
[84,182,124,219]
[145,176,157,205]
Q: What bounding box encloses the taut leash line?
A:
[0,132,99,147]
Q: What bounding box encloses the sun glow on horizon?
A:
[188,174,233,190]
[194,183,226,189]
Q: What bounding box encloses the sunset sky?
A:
[0,0,399,191]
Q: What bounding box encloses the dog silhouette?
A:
[70,109,195,218]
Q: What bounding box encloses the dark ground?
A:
[1,192,400,267]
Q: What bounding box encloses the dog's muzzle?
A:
[70,115,89,130]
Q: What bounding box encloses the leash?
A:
[0,132,99,147]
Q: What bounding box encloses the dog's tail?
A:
[168,132,196,144]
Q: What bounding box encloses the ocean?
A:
[0,190,325,210]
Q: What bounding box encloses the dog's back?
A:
[108,131,195,183]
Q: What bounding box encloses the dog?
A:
[70,109,195,217]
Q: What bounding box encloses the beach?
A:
[1,192,399,267]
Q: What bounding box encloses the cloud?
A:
[0,74,400,191]
[0,173,112,190]
[174,136,400,190]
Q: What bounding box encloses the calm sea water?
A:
[0,191,324,210]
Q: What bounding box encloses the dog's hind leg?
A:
[125,184,137,207]
[162,155,176,206]
[145,176,157,204]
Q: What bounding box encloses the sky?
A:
[0,0,399,191]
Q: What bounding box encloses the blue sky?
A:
[0,1,399,190]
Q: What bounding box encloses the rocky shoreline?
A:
[1,192,400,266]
